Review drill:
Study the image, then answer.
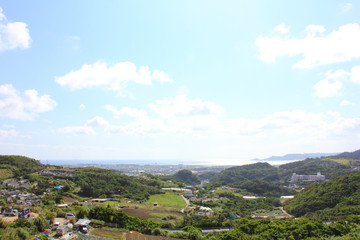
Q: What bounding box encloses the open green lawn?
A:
[322,158,355,166]
[147,192,186,209]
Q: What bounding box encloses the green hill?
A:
[0,155,44,179]
[211,162,279,186]
[278,158,352,181]
[284,172,360,219]
[172,169,201,185]
[0,155,165,200]
[73,167,163,200]
[333,149,360,159]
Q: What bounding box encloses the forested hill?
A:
[284,171,360,219]
[333,149,360,159]
[172,169,201,185]
[210,150,359,186]
[278,158,351,180]
[210,162,279,185]
[73,167,162,200]
[0,155,163,200]
[0,155,44,179]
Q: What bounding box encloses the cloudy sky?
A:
[0,1,359,164]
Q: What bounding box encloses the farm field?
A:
[91,227,180,240]
[92,192,186,224]
[90,227,123,239]
[120,207,183,225]
[147,192,186,209]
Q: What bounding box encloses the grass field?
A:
[322,157,357,166]
[147,192,186,209]
[91,227,124,239]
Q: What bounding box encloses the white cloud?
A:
[312,69,347,98]
[313,79,343,98]
[105,105,148,119]
[0,84,57,120]
[58,94,360,151]
[55,61,172,93]
[0,129,18,137]
[224,110,360,142]
[350,65,360,83]
[311,66,360,98]
[341,3,352,12]
[340,100,356,106]
[152,70,172,82]
[305,25,326,35]
[273,24,289,34]
[79,104,85,110]
[0,8,31,52]
[86,116,109,127]
[59,126,95,136]
[149,94,223,118]
[255,23,360,69]
[106,118,169,136]
[0,8,5,21]
[325,69,349,81]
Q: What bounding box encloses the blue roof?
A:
[54,185,63,189]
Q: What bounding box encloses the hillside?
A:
[254,152,338,161]
[0,155,44,179]
[211,162,279,186]
[284,171,360,219]
[333,149,360,159]
[73,167,163,200]
[209,151,358,194]
[172,169,201,185]
[278,158,352,181]
[0,156,164,201]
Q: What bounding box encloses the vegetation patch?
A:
[0,168,13,180]
[147,192,186,209]
[120,208,153,219]
[90,227,124,239]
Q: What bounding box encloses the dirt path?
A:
[180,195,189,213]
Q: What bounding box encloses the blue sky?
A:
[0,1,360,164]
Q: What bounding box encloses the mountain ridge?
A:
[253,152,339,161]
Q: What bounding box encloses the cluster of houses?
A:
[2,178,32,189]
[0,190,42,206]
[40,170,77,178]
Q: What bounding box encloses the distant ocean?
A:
[39,159,213,166]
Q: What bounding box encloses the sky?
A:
[0,1,360,165]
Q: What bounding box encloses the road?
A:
[165,227,232,233]
[180,195,190,213]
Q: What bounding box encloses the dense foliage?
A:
[334,149,360,159]
[88,206,160,234]
[172,169,201,185]
[204,218,360,240]
[0,155,44,179]
[284,172,360,218]
[73,167,162,200]
[279,158,352,180]
[210,158,353,190]
[211,162,279,186]
[238,179,296,197]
